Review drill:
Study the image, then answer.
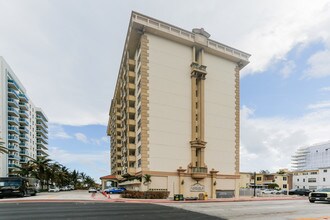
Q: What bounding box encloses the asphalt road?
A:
[162,199,330,220]
[0,202,223,220]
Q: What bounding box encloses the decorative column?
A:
[210,169,218,198]
[177,167,186,195]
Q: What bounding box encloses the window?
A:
[138,93,141,103]
[256,177,262,181]
[297,179,299,182]
[138,159,141,168]
[303,179,305,182]
[324,170,328,173]
[311,172,317,175]
[138,80,141,91]
[323,178,326,182]
[283,184,287,189]
[283,177,287,181]
[308,178,316,183]
[138,145,141,155]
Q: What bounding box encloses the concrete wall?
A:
[147,33,192,172]
[203,52,237,174]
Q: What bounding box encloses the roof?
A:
[100,175,118,180]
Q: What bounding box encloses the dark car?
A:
[0,177,38,198]
[288,188,311,196]
[309,188,330,203]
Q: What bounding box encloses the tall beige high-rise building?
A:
[107,12,250,198]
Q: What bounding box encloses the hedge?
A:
[121,190,170,199]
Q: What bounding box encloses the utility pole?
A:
[253,172,256,197]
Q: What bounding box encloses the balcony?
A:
[8,116,19,126]
[128,131,136,137]
[19,110,29,118]
[8,79,19,90]
[19,142,28,148]
[8,88,19,99]
[36,121,48,130]
[8,145,20,152]
[36,128,48,134]
[20,150,28,156]
[37,146,48,155]
[19,118,29,126]
[37,141,47,149]
[8,154,20,161]
[8,163,20,169]
[128,119,135,125]
[128,95,135,101]
[8,135,19,143]
[19,127,29,134]
[8,98,19,108]
[37,130,48,139]
[128,155,136,161]
[37,137,48,145]
[20,157,29,163]
[8,126,19,134]
[191,167,208,180]
[19,102,29,110]
[19,93,29,103]
[8,107,19,117]
[19,134,29,142]
[37,114,48,123]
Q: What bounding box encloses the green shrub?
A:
[121,190,170,199]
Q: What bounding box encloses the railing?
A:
[8,126,19,133]
[191,167,208,173]
[8,98,19,107]
[19,93,29,102]
[8,88,19,97]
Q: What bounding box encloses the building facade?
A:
[292,141,330,170]
[0,56,48,177]
[292,168,330,190]
[107,12,250,198]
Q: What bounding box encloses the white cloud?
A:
[320,87,330,92]
[48,146,110,182]
[241,105,330,172]
[308,101,330,110]
[304,50,330,78]
[280,60,296,78]
[91,136,110,146]
[49,124,71,139]
[1,1,330,126]
[74,133,88,144]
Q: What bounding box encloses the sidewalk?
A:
[0,191,307,204]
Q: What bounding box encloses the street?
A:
[1,190,330,219]
[162,199,330,220]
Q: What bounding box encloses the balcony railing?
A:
[8,126,19,134]
[19,102,29,110]
[19,118,29,126]
[8,98,19,108]
[8,79,19,89]
[19,93,29,102]
[8,135,19,142]
[8,154,20,160]
[191,167,208,173]
[19,110,29,118]
[8,145,20,152]
[19,127,29,133]
[8,88,19,98]
[8,107,19,117]
[8,116,19,125]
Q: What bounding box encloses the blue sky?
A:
[1,0,330,181]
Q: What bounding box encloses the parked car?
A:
[288,188,310,196]
[88,187,97,193]
[309,188,330,203]
[104,187,125,194]
[48,186,60,192]
[279,189,288,195]
[261,189,276,194]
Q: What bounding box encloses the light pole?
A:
[253,172,256,197]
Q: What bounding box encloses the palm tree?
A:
[30,156,52,190]
[143,174,152,191]
[69,169,80,189]
[80,172,87,188]
[84,176,95,188]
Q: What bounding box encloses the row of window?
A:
[296,178,326,182]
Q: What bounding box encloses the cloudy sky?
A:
[1,0,330,181]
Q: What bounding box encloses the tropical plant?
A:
[143,174,152,190]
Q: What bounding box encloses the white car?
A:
[48,186,60,192]
[261,189,276,194]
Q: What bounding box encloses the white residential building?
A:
[292,168,330,191]
[292,141,330,170]
[0,56,49,177]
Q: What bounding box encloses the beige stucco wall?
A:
[203,52,237,175]
[147,33,192,172]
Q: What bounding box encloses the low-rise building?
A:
[292,168,330,190]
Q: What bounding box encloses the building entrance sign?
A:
[190,183,205,192]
